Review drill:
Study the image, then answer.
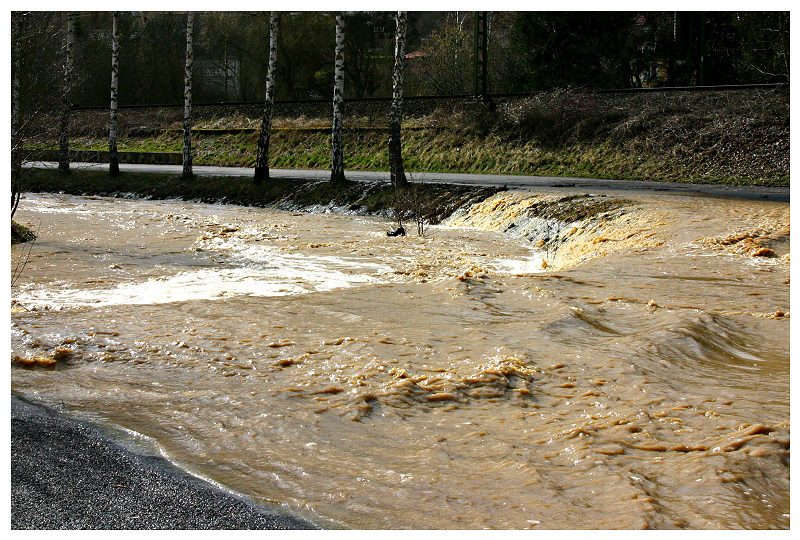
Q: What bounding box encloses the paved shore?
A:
[11,396,318,530]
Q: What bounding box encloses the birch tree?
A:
[58,12,74,172]
[330,13,346,184]
[182,11,195,178]
[108,11,120,176]
[11,14,21,219]
[254,11,280,184]
[389,11,408,187]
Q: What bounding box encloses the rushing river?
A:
[10,190,789,529]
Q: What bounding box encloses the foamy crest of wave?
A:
[19,194,138,216]
[489,254,546,274]
[14,238,394,308]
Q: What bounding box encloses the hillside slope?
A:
[28,88,789,186]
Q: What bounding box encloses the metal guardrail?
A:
[68,83,788,111]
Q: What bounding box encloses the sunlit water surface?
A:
[11,192,789,529]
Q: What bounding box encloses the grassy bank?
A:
[29,127,788,187]
[11,221,36,244]
[27,88,789,187]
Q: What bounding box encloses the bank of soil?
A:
[27,88,789,186]
[11,396,317,529]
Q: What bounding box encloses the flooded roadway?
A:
[10,190,789,529]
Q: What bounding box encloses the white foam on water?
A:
[490,253,547,274]
[19,194,136,217]
[201,235,390,274]
[421,224,547,275]
[14,235,395,308]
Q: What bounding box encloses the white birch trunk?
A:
[254,11,280,184]
[11,14,20,168]
[330,13,346,184]
[58,12,74,172]
[182,12,194,178]
[11,14,21,218]
[109,11,120,176]
[389,11,408,187]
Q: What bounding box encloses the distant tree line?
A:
[11,11,790,110]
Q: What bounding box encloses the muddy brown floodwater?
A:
[11,190,789,529]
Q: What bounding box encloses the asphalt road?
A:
[26,161,789,202]
[11,396,318,530]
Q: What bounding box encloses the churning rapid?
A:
[11,189,789,529]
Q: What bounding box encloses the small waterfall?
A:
[443,191,636,270]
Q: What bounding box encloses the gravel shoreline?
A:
[11,395,318,530]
